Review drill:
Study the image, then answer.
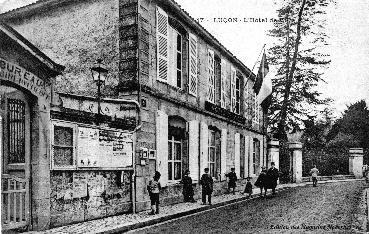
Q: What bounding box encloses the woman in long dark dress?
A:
[181,170,195,202]
[254,167,267,197]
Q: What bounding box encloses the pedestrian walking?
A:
[200,168,213,205]
[147,171,161,215]
[254,167,267,197]
[267,162,279,195]
[181,170,195,202]
[310,165,319,187]
[243,177,253,198]
[226,167,237,194]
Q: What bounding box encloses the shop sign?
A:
[0,58,50,100]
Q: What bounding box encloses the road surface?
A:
[129,181,366,234]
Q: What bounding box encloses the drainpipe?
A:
[102,97,141,213]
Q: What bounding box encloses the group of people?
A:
[147,163,321,215]
[146,162,280,215]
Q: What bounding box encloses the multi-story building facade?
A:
[1,0,268,230]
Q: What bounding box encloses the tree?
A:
[267,0,334,140]
[327,100,369,148]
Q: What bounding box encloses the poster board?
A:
[77,127,133,168]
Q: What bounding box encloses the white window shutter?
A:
[189,120,199,181]
[199,122,208,174]
[156,7,168,82]
[259,136,265,168]
[249,137,255,175]
[207,49,215,103]
[231,67,236,112]
[244,135,250,177]
[220,129,227,181]
[220,59,227,108]
[189,33,198,96]
[234,133,240,177]
[156,110,168,186]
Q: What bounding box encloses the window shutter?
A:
[220,129,227,181]
[220,59,227,108]
[200,122,208,174]
[259,136,264,168]
[156,110,168,186]
[156,7,169,82]
[231,67,236,112]
[189,33,198,96]
[244,135,250,177]
[234,133,240,177]
[188,120,199,181]
[207,50,215,103]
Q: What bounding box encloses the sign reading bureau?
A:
[0,58,50,100]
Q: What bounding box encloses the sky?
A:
[1,0,368,117]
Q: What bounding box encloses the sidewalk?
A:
[29,178,364,234]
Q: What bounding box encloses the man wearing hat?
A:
[267,162,279,195]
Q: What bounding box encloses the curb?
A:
[99,179,365,234]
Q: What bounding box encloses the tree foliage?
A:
[301,101,369,176]
[327,100,369,148]
[267,0,334,140]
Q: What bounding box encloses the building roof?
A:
[0,0,255,80]
[0,22,65,76]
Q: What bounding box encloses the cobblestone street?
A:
[131,181,366,234]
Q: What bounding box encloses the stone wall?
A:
[6,0,120,97]
[49,170,132,228]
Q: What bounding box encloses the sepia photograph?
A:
[0,0,368,233]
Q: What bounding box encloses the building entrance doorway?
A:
[1,85,31,231]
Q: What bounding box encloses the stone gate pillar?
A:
[267,139,279,170]
[289,142,303,183]
[349,148,363,178]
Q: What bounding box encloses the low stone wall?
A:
[50,171,132,228]
[301,175,356,183]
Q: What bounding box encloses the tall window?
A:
[188,33,198,96]
[253,138,260,174]
[230,67,236,112]
[208,130,216,177]
[168,135,182,181]
[208,128,221,179]
[169,26,182,88]
[8,99,26,164]
[51,122,76,169]
[207,50,215,103]
[168,117,186,181]
[252,93,260,127]
[220,60,227,108]
[156,7,184,88]
[235,75,241,114]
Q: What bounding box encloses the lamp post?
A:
[91,59,108,119]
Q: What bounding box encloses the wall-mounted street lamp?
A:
[91,59,108,118]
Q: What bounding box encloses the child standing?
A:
[147,171,161,215]
[243,177,253,198]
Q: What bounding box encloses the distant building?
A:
[1,0,268,231]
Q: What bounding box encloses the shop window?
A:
[253,138,260,174]
[51,122,76,169]
[208,128,221,179]
[168,117,187,182]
